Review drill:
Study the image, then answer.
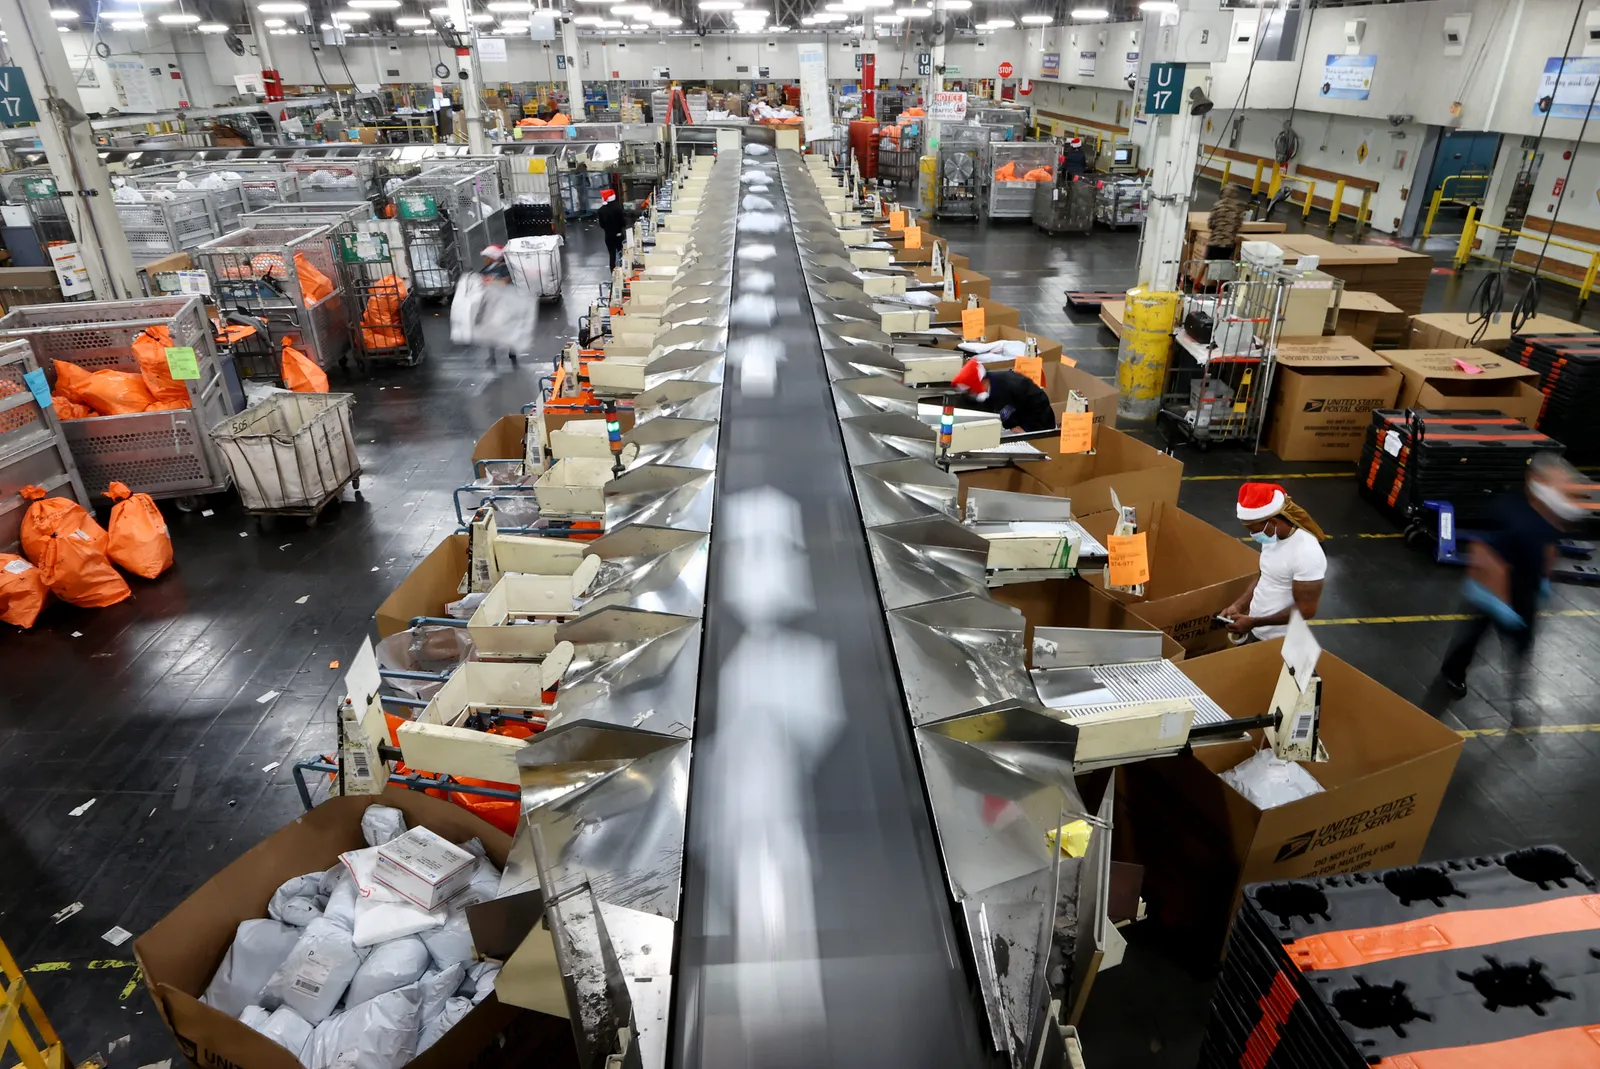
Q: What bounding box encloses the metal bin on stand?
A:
[193,225,351,372]
[0,338,90,551]
[0,296,236,506]
[985,142,1055,220]
[115,193,225,262]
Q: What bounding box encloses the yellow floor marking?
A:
[1459,723,1600,739]
[1184,472,1352,481]
[1310,609,1600,626]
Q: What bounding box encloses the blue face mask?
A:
[1251,530,1278,546]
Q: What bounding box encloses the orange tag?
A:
[1014,354,1044,387]
[961,306,986,341]
[889,209,907,231]
[1107,532,1150,587]
[904,225,922,249]
[1058,411,1093,454]
[1060,353,1078,368]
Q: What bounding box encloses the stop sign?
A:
[1019,79,1033,96]
[998,61,1014,79]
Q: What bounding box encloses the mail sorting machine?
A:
[193,224,351,372]
[0,296,238,509]
[291,149,734,1069]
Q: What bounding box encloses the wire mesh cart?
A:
[115,193,225,262]
[1033,177,1095,235]
[1094,178,1150,229]
[985,142,1055,220]
[392,187,459,299]
[504,235,563,303]
[125,175,247,233]
[282,159,379,202]
[337,230,423,370]
[1,170,72,250]
[0,296,236,506]
[398,162,506,271]
[936,138,983,220]
[0,338,90,552]
[194,225,351,372]
[1157,266,1290,452]
[212,392,361,528]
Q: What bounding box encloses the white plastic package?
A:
[361,805,408,847]
[342,845,448,946]
[255,1004,315,1061]
[263,917,365,1024]
[459,854,503,908]
[323,870,358,931]
[958,339,1027,359]
[730,294,777,327]
[418,911,475,972]
[417,997,473,1054]
[239,1004,272,1030]
[309,984,424,1069]
[269,872,329,927]
[346,936,431,1007]
[203,919,304,1017]
[1220,748,1325,810]
[418,962,466,1022]
[742,270,776,294]
[741,194,775,212]
[737,211,786,234]
[459,960,502,1004]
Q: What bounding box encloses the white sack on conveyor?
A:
[256,1004,315,1061]
[203,919,304,1017]
[741,194,774,212]
[361,805,407,847]
[416,997,473,1054]
[269,872,329,927]
[737,243,777,262]
[418,962,466,1022]
[311,984,425,1069]
[730,294,777,327]
[739,170,769,184]
[346,936,431,1006]
[899,291,941,308]
[262,917,365,1024]
[742,270,776,294]
[1219,748,1324,810]
[737,211,785,234]
[744,143,771,156]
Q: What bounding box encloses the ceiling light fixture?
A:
[332,10,371,19]
[895,5,931,16]
[109,17,146,27]
[395,15,429,24]
[649,12,679,23]
[257,1,307,11]
[49,7,77,18]
[1137,0,1178,9]
[873,12,902,21]
[345,0,400,7]
[264,17,285,25]
[941,0,970,9]
[56,22,71,29]
[1019,13,1050,23]
[160,10,199,19]
[1070,6,1108,17]
[486,0,532,9]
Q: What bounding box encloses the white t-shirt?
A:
[1248,527,1327,640]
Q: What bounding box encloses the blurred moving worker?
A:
[597,189,631,270]
[951,357,1056,434]
[1205,183,1245,261]
[1437,454,1588,700]
[1059,137,1089,178]
[1221,482,1328,642]
[479,244,510,281]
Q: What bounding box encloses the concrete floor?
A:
[4,191,1600,1068]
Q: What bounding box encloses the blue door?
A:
[1426,130,1500,204]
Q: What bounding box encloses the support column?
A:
[862,46,876,120]
[245,7,283,101]
[922,0,945,146]
[460,31,490,153]
[561,16,584,121]
[0,0,138,298]
[1134,66,1207,291]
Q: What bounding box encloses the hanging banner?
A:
[929,90,968,121]
[478,37,507,63]
[106,58,158,113]
[1318,54,1377,101]
[1535,57,1600,118]
[797,43,832,143]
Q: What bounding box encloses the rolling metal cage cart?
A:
[0,297,236,506]
[1157,265,1290,452]
[281,158,379,202]
[212,392,361,528]
[1094,177,1150,229]
[391,164,503,298]
[194,225,351,372]
[336,229,423,370]
[116,192,225,261]
[240,201,375,228]
[233,171,301,211]
[985,142,1055,220]
[125,176,248,234]
[0,170,72,249]
[0,338,90,552]
[936,130,986,220]
[1033,176,1095,235]
[876,127,922,192]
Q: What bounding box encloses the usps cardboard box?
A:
[1042,361,1119,429]
[376,534,468,638]
[1383,348,1543,423]
[1407,311,1590,354]
[134,789,577,1069]
[931,297,1022,331]
[1116,639,1463,961]
[1332,291,1404,349]
[1080,503,1261,657]
[991,576,1185,662]
[957,426,1180,519]
[1266,335,1402,461]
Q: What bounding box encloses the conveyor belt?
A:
[671,149,990,1068]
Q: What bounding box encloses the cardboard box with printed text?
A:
[1267,335,1402,462]
[1383,348,1544,425]
[1114,639,1463,961]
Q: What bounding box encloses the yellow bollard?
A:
[1116,289,1180,421]
[1328,180,1346,227]
[1268,163,1283,199]
[1222,159,1233,187]
[1301,179,1315,219]
[1252,160,1265,196]
[1422,187,1444,239]
[1454,206,1479,267]
[1583,253,1599,304]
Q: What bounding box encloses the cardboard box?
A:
[471,411,636,465]
[1266,335,1402,462]
[991,577,1185,662]
[375,826,477,908]
[1043,362,1120,429]
[1333,291,1403,349]
[1407,311,1590,354]
[931,297,1022,331]
[957,426,1180,519]
[1382,347,1543,423]
[135,789,577,1069]
[912,264,991,299]
[1116,639,1464,960]
[1099,300,1125,338]
[1080,503,1260,657]
[376,534,468,638]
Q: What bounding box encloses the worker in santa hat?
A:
[1220,482,1329,642]
[596,188,632,270]
[950,357,1057,434]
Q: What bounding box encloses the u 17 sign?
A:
[0,67,39,125]
[1145,62,1184,115]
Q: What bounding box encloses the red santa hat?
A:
[952,358,987,394]
[1236,482,1288,522]
[601,189,617,204]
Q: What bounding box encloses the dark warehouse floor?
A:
[5,194,1600,1068]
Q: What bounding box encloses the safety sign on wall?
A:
[1535,57,1600,118]
[929,90,968,121]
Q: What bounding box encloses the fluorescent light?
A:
[1139,0,1178,8]
[895,5,931,15]
[873,12,902,21]
[858,0,892,7]
[596,17,624,25]
[257,1,306,10]
[487,0,532,9]
[49,8,77,18]
[980,17,1012,28]
[332,10,371,19]
[158,10,197,19]
[57,23,71,29]
[1020,13,1050,23]
[800,13,815,21]
[197,20,228,30]
[467,12,493,20]
[812,10,846,19]
[1070,6,1108,16]
[649,12,679,23]
[395,14,428,23]
[264,17,285,25]
[346,0,399,6]
[109,18,146,27]
[611,3,649,12]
